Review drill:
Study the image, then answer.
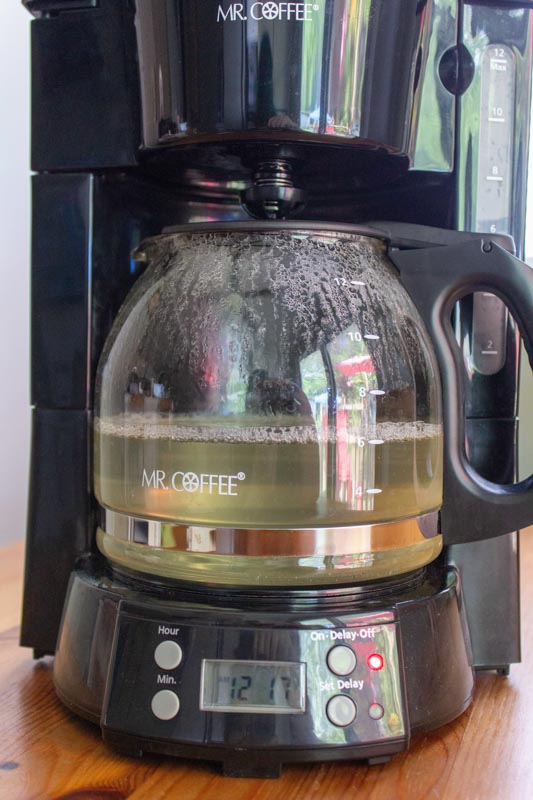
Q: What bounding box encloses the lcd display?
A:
[200,659,306,714]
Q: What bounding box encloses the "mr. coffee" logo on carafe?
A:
[217,2,320,22]
[142,468,246,497]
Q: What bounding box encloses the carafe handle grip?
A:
[390,238,533,545]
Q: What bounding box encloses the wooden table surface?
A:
[1,534,533,800]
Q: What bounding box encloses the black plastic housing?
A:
[20,409,90,656]
[29,0,140,171]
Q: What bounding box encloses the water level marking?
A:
[369,389,385,396]
[481,350,499,355]
[364,334,380,340]
[488,117,505,123]
[366,488,382,495]
[368,439,384,445]
[350,280,366,286]
[486,176,504,182]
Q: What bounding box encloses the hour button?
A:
[154,640,183,670]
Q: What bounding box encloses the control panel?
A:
[102,605,407,752]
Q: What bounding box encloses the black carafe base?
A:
[53,561,474,778]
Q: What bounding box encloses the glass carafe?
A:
[94,224,443,585]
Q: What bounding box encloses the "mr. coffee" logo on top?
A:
[217,2,320,22]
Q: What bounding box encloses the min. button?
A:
[151,690,180,721]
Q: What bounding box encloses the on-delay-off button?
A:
[327,645,357,676]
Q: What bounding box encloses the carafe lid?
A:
[162,220,390,242]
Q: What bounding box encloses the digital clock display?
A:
[200,659,306,714]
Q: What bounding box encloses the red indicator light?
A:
[367,653,384,671]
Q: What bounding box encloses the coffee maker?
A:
[21,0,533,777]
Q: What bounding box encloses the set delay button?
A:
[326,695,357,727]
[154,640,183,670]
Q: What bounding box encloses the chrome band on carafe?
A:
[100,508,439,558]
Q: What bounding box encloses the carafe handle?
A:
[389,237,533,545]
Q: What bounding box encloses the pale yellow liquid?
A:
[94,416,443,528]
[97,528,443,586]
[94,416,443,585]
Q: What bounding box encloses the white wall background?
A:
[0,6,531,545]
[0,4,30,545]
